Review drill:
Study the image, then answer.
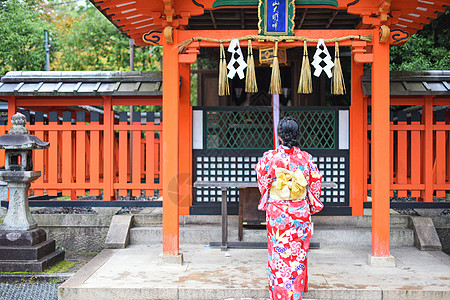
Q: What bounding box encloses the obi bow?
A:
[270,168,307,200]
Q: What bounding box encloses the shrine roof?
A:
[89,0,449,47]
[0,71,162,97]
[361,70,450,96]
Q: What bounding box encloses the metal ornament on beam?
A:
[164,26,174,44]
[259,47,287,65]
[378,25,390,43]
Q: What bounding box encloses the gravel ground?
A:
[0,282,59,300]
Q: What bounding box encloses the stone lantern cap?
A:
[0,113,49,150]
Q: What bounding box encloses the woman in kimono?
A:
[255,117,323,300]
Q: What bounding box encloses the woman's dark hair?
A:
[277,117,300,148]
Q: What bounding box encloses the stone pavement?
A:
[0,282,59,300]
[59,244,450,300]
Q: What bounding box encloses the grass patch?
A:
[43,260,77,273]
[0,260,77,275]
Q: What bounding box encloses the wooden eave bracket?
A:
[360,0,393,26]
[179,42,200,64]
[179,12,191,26]
[164,1,174,23]
[160,12,190,28]
[352,41,373,64]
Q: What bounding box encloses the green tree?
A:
[0,0,47,73]
[50,3,128,70]
[390,10,450,71]
[49,1,162,71]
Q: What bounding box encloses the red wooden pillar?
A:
[179,63,192,216]
[103,96,114,201]
[371,27,391,257]
[423,96,434,202]
[349,52,365,216]
[162,28,180,255]
[7,96,16,123]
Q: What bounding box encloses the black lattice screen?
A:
[193,151,348,205]
[206,109,336,149]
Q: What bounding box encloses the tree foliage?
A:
[0,0,47,73]
[390,10,450,71]
[0,1,447,76]
[50,1,162,71]
[0,0,162,74]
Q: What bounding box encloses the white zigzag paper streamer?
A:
[311,39,334,78]
[227,39,247,79]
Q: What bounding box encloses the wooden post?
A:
[145,113,155,196]
[410,112,421,198]
[76,112,86,197]
[371,27,391,257]
[397,111,407,198]
[179,63,192,216]
[90,112,101,197]
[132,111,141,197]
[349,53,365,216]
[423,96,433,202]
[162,28,180,255]
[103,96,114,201]
[62,112,72,197]
[8,96,16,124]
[435,109,446,197]
[363,96,369,207]
[48,112,58,197]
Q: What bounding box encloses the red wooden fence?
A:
[0,110,162,200]
[365,97,450,202]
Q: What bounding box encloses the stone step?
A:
[58,245,450,300]
[0,239,56,261]
[58,283,450,300]
[129,225,414,247]
[133,213,410,228]
[0,249,65,272]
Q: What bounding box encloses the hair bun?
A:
[277,117,300,148]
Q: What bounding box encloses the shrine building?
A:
[0,0,449,262]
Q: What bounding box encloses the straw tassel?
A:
[177,38,193,53]
[297,40,312,94]
[331,41,346,95]
[269,41,282,95]
[245,40,258,93]
[218,42,230,96]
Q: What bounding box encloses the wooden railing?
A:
[0,111,162,199]
[365,97,450,202]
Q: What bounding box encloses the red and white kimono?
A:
[255,146,323,300]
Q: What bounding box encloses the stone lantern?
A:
[0,112,64,272]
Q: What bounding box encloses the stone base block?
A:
[0,228,46,246]
[0,249,65,272]
[0,239,56,260]
[159,253,183,265]
[367,254,396,267]
[0,228,65,272]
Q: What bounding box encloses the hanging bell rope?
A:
[269,41,282,95]
[178,34,372,53]
[245,39,258,93]
[298,40,312,94]
[331,41,346,95]
[218,42,230,96]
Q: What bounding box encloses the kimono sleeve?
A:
[307,154,324,214]
[254,151,273,210]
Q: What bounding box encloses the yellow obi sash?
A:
[269,168,307,201]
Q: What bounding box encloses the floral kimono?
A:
[255,146,323,300]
